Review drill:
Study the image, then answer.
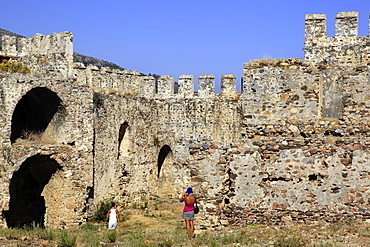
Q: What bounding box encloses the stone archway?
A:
[10,87,66,144]
[4,154,60,228]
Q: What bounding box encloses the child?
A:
[106,203,119,230]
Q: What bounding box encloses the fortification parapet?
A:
[304,11,370,66]
[139,76,156,97]
[305,14,326,41]
[73,64,145,96]
[221,74,236,98]
[335,11,358,37]
[1,35,17,54]
[198,74,215,97]
[1,32,73,56]
[157,75,174,97]
[178,75,194,98]
[1,32,73,77]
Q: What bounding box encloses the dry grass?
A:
[14,130,57,145]
[246,57,306,68]
[0,60,30,73]
[15,131,43,144]
[1,199,370,246]
[2,220,370,246]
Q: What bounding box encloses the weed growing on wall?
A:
[93,92,103,109]
[140,201,149,210]
[0,60,30,73]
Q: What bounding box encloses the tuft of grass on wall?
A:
[0,60,30,73]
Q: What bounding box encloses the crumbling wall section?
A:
[0,73,94,228]
[93,90,243,205]
[0,32,73,77]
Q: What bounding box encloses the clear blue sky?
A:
[1,0,369,91]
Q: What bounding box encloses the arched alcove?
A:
[10,87,65,144]
[157,145,179,197]
[158,145,172,178]
[117,122,131,159]
[4,154,60,228]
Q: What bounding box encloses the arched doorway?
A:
[4,154,60,228]
[10,87,65,144]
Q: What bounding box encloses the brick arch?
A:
[3,154,61,228]
[10,87,66,143]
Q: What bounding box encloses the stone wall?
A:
[92,65,370,229]
[0,32,74,77]
[304,12,370,66]
[0,73,94,228]
[0,11,370,229]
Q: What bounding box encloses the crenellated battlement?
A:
[304,11,370,65]
[0,32,74,77]
[1,12,367,100]
[74,62,238,99]
[0,31,73,56]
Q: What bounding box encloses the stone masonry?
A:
[0,11,370,229]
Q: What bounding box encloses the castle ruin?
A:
[0,11,370,229]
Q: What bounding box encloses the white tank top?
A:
[109,209,117,220]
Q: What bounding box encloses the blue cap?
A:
[186,187,193,193]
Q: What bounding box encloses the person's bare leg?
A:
[185,220,192,238]
[189,220,194,237]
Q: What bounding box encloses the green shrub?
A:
[158,239,174,247]
[120,212,130,222]
[57,230,77,247]
[106,230,117,243]
[140,201,148,210]
[35,228,55,240]
[79,223,100,230]
[3,228,19,240]
[273,234,308,247]
[91,200,117,222]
